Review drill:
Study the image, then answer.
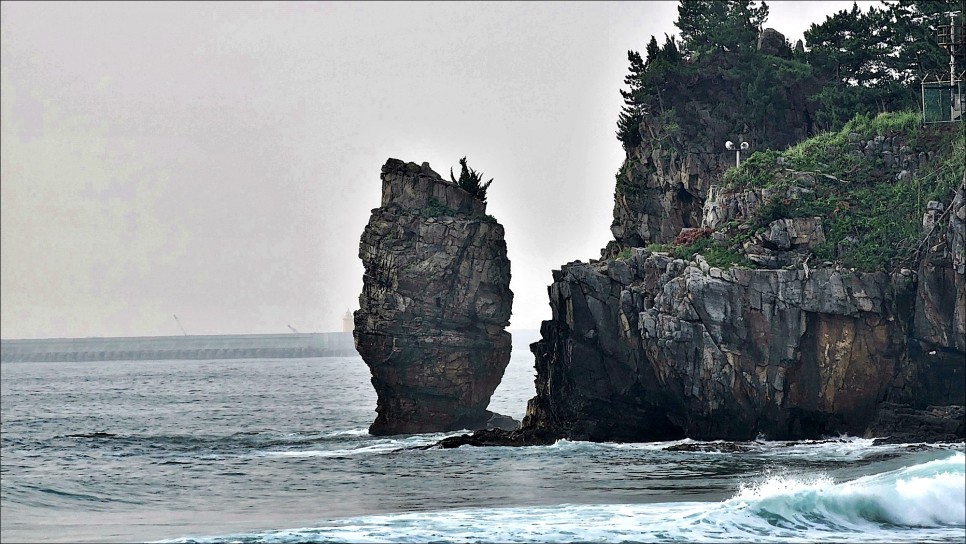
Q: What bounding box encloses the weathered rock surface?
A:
[511,181,965,444]
[354,158,513,435]
[440,182,964,448]
[904,176,966,410]
[607,49,821,253]
[757,28,792,58]
[866,403,965,444]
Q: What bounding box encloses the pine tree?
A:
[449,157,493,204]
[675,0,769,57]
[804,0,963,130]
[617,50,648,148]
[616,34,683,148]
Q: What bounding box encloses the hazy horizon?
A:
[1,1,876,340]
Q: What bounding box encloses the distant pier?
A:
[0,332,358,362]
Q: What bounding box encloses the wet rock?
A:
[486,412,521,431]
[664,441,752,453]
[866,403,966,444]
[435,428,557,449]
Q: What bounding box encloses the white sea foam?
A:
[259,432,448,458]
[320,428,370,439]
[162,451,965,543]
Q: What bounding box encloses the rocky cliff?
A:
[354,158,514,435]
[523,212,963,442]
[511,110,966,444]
[509,123,965,443]
[607,36,821,253]
[440,41,964,447]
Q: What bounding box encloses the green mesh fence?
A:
[922,81,963,123]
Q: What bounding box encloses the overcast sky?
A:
[1,1,877,339]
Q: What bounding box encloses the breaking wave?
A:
[162,451,965,543]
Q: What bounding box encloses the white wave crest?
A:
[161,452,965,543]
[731,450,965,528]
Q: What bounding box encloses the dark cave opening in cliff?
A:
[675,182,698,228]
[675,182,694,205]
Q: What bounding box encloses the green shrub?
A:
[716,112,962,272]
[616,248,634,260]
[670,236,754,269]
[475,213,498,224]
[426,197,456,218]
[450,157,493,204]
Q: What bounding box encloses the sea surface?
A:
[2,332,964,543]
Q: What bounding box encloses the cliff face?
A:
[519,181,965,444]
[608,45,821,253]
[524,250,956,441]
[904,178,966,407]
[438,34,964,450]
[354,158,513,435]
[516,39,964,443]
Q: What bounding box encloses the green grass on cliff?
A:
[643,238,755,269]
[425,197,498,223]
[720,111,964,272]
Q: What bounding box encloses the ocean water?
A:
[2,335,964,544]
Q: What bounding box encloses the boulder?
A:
[757,28,791,58]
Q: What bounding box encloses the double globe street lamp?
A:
[725,140,749,168]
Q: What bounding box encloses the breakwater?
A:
[0,333,357,362]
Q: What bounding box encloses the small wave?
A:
[258,432,448,459]
[531,435,948,460]
[260,444,398,458]
[159,452,965,543]
[7,482,144,510]
[320,428,370,438]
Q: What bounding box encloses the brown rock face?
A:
[521,240,963,442]
[354,158,513,436]
[514,183,965,445]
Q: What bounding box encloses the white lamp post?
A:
[725,140,749,168]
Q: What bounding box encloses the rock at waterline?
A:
[354,158,514,435]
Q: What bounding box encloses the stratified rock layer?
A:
[519,179,965,443]
[354,158,513,436]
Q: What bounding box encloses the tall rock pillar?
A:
[354,158,513,435]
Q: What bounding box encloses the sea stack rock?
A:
[354,158,513,435]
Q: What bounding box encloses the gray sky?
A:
[1,1,876,339]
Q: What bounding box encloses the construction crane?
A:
[173,314,188,336]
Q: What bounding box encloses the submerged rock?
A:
[354,158,513,436]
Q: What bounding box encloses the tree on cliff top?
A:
[617,1,777,149]
[805,0,964,130]
[615,0,963,147]
[675,0,769,58]
[616,34,681,149]
[450,157,493,204]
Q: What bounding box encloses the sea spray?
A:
[162,451,966,544]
